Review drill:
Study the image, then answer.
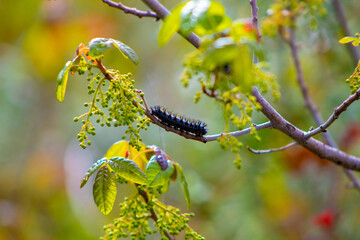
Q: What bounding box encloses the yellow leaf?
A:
[158,2,188,46]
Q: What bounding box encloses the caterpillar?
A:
[150,106,207,137]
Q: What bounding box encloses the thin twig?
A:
[331,0,360,64]
[137,187,175,240]
[250,0,261,63]
[102,0,159,20]
[247,142,297,154]
[205,122,272,142]
[306,88,360,139]
[249,0,261,42]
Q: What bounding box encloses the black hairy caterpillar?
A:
[150,106,207,137]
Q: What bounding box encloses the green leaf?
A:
[112,39,139,65]
[181,0,211,35]
[196,1,227,33]
[203,40,238,71]
[158,2,188,46]
[88,38,113,58]
[93,165,117,215]
[174,162,191,209]
[146,156,174,187]
[339,36,358,44]
[88,38,139,64]
[80,158,107,188]
[108,157,147,185]
[56,61,72,102]
[160,180,170,193]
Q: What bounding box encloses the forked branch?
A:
[252,87,360,171]
[306,88,360,139]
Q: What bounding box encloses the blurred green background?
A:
[1,0,360,239]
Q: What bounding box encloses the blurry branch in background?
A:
[102,0,360,172]
[331,0,360,64]
[280,7,360,189]
[286,27,336,145]
[102,0,159,20]
[330,0,360,189]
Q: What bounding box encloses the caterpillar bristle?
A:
[150,106,207,137]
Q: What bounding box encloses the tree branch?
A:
[252,87,360,171]
[249,0,261,42]
[286,21,360,190]
[106,0,360,172]
[250,2,360,180]
[102,0,159,19]
[205,122,272,142]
